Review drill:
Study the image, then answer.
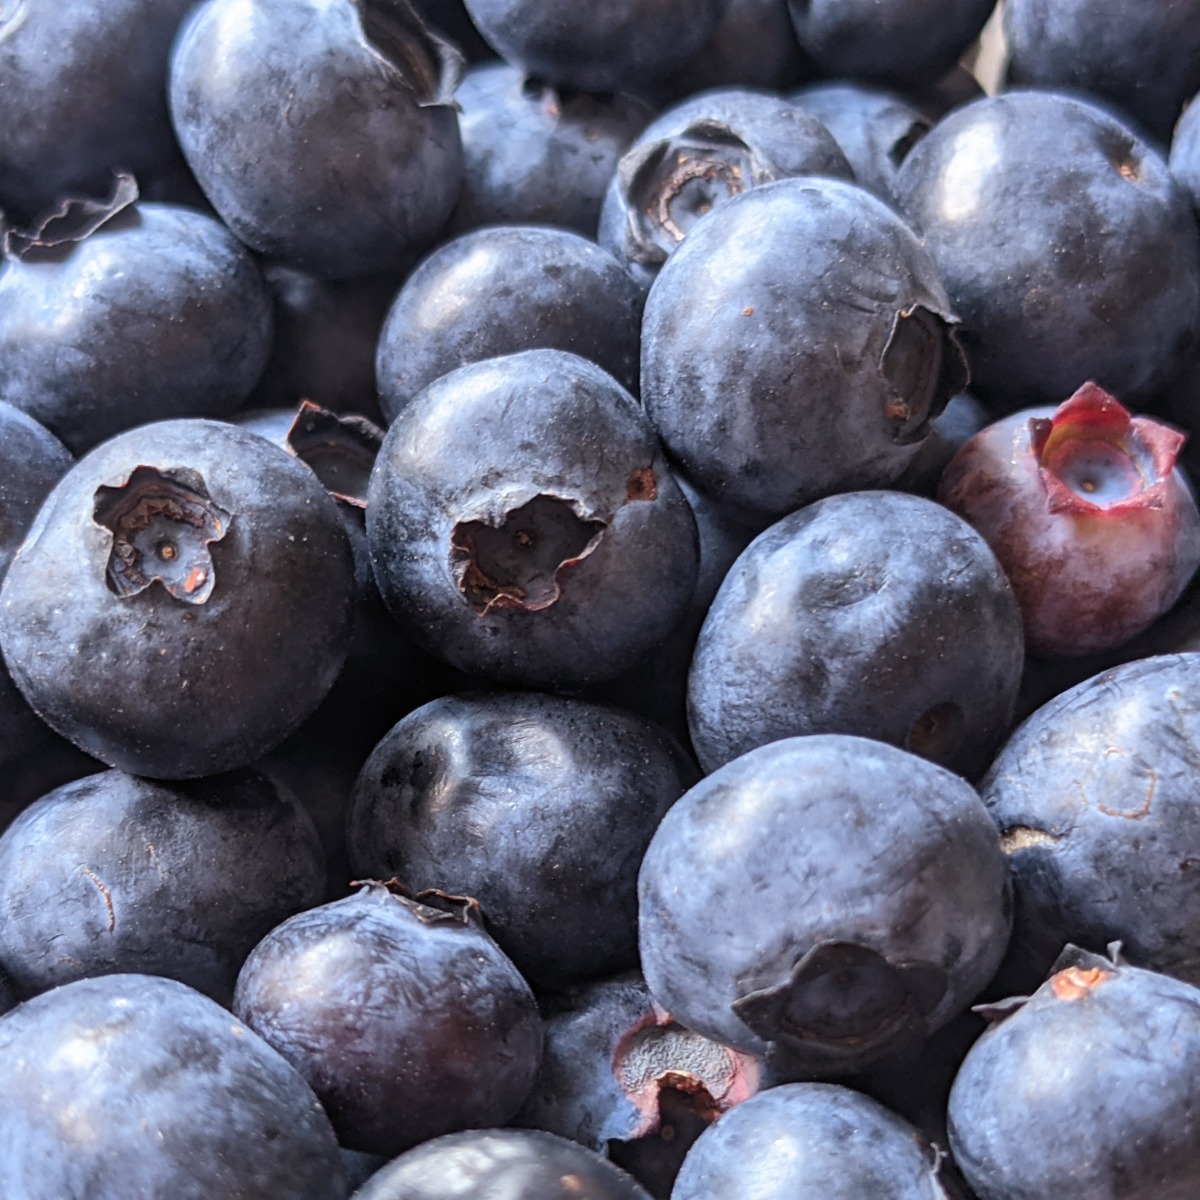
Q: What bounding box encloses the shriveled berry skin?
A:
[949,947,1200,1200]
[0,973,346,1199]
[787,0,996,88]
[169,0,463,279]
[461,0,727,95]
[0,768,325,1004]
[598,89,852,292]
[515,973,761,1198]
[347,692,697,989]
[234,884,543,1157]
[375,227,644,420]
[641,177,967,521]
[980,654,1200,994]
[447,65,653,238]
[672,1082,953,1199]
[0,419,356,778]
[938,383,1200,658]
[0,0,195,225]
[638,736,1012,1076]
[1005,0,1200,144]
[0,202,273,455]
[367,350,699,687]
[687,490,1024,780]
[352,1129,652,1199]
[896,92,1200,413]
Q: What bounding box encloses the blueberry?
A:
[461,0,728,95]
[351,1128,653,1199]
[375,226,644,421]
[367,350,699,688]
[1171,93,1200,215]
[0,973,346,1198]
[895,91,1200,413]
[687,490,1024,780]
[671,1082,954,1199]
[938,383,1200,658]
[949,946,1200,1200]
[893,391,991,496]
[641,176,967,521]
[0,768,326,1004]
[638,735,1012,1076]
[0,419,356,778]
[169,0,464,278]
[1005,0,1200,144]
[347,691,698,990]
[598,88,853,291]
[0,0,196,224]
[0,193,273,455]
[446,65,653,238]
[233,883,543,1158]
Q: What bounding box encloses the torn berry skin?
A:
[938,381,1200,658]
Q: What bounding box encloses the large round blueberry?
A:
[638,736,1012,1076]
[895,91,1200,413]
[0,199,273,455]
[640,176,967,521]
[375,226,644,421]
[0,419,356,778]
[461,0,728,94]
[949,947,1200,1200]
[671,1082,953,1199]
[169,0,463,278]
[0,768,325,1004]
[347,692,697,989]
[233,883,543,1158]
[687,490,1024,780]
[367,349,699,687]
[0,973,345,1198]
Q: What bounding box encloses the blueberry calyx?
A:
[733,941,947,1070]
[880,303,967,445]
[1028,381,1185,515]
[350,878,487,928]
[93,465,231,605]
[283,401,383,509]
[353,0,464,109]
[2,171,138,259]
[450,493,608,615]
[621,123,777,264]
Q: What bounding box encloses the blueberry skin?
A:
[980,654,1200,995]
[0,768,325,1005]
[348,691,696,989]
[233,883,544,1158]
[790,81,931,204]
[893,391,991,497]
[1005,0,1200,145]
[0,404,72,766]
[671,1082,952,1199]
[169,0,463,279]
[641,176,967,521]
[0,973,346,1198]
[367,350,699,688]
[375,227,644,421]
[0,0,195,225]
[895,91,1200,414]
[598,89,853,292]
[1171,95,1200,215]
[949,947,1200,1200]
[687,491,1024,780]
[638,736,1012,1076]
[0,202,273,455]
[0,419,356,778]
[351,1129,652,1199]
[461,0,728,94]
[787,0,996,88]
[446,65,653,238]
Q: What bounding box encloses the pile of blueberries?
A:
[5,0,1200,1196]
